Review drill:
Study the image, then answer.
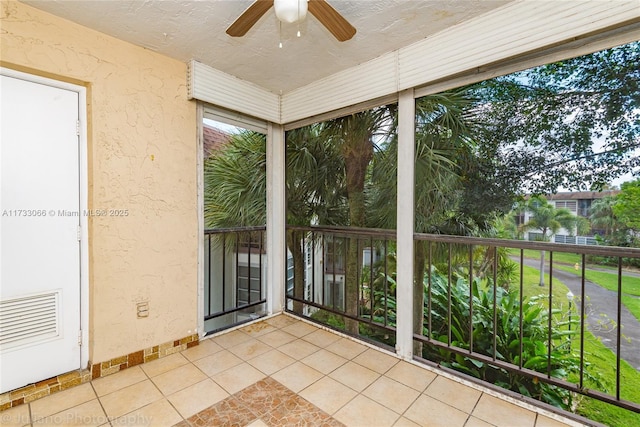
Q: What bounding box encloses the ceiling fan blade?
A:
[226,0,274,37]
[308,0,356,42]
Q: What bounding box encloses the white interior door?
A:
[0,73,82,393]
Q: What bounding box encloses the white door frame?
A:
[1,67,90,370]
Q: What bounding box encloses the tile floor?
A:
[1,314,588,427]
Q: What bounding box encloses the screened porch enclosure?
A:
[195,6,640,425]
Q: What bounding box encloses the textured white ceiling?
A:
[23,0,512,94]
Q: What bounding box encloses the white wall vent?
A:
[0,291,61,352]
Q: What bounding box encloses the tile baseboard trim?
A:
[0,333,199,411]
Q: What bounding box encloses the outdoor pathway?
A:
[520,257,640,371]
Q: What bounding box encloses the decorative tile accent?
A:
[90,333,199,380]
[0,370,92,411]
[0,333,198,412]
[180,378,345,427]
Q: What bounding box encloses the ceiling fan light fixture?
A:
[274,0,308,24]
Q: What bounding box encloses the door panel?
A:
[0,75,81,393]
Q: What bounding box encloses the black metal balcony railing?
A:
[285,225,398,349]
[413,233,640,414]
[284,225,640,415]
[203,225,640,414]
[203,226,266,334]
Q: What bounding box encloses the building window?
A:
[238,265,261,305]
[324,280,344,310]
[325,236,346,274]
[555,200,577,213]
[578,199,592,217]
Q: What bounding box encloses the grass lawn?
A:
[511,248,582,266]
[516,264,640,426]
[575,269,640,297]
[518,264,570,307]
[552,264,640,322]
[571,332,640,427]
[509,248,635,273]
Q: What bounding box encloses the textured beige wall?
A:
[1,1,198,363]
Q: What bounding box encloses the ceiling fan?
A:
[226,0,356,42]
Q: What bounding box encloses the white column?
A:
[395,89,415,360]
[266,122,286,314]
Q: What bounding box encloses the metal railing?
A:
[203,226,266,334]
[413,233,640,413]
[285,225,397,349]
[284,224,640,414]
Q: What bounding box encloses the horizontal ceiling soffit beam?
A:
[414,19,640,99]
[283,94,399,132]
[188,3,639,127]
[280,0,640,123]
[283,20,640,131]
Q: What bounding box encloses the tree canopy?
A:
[613,179,640,232]
[204,41,640,241]
[467,41,640,195]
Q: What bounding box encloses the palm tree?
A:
[320,107,395,334]
[589,196,620,239]
[204,131,266,228]
[521,195,576,286]
[367,91,476,354]
[204,127,346,315]
[284,127,347,314]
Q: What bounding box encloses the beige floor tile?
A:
[241,321,278,337]
[228,338,273,360]
[99,379,163,419]
[404,394,468,427]
[210,329,253,348]
[299,376,357,415]
[329,361,380,392]
[31,383,96,419]
[385,361,437,393]
[113,398,182,427]
[465,416,495,427]
[535,414,572,427]
[247,349,297,375]
[193,349,242,377]
[277,339,320,360]
[246,420,269,427]
[140,353,188,378]
[33,399,106,427]
[270,361,324,393]
[393,417,421,427]
[264,314,298,328]
[92,365,147,397]
[167,378,229,418]
[211,362,266,395]
[0,403,31,427]
[334,394,400,427]
[363,376,420,414]
[301,348,348,374]
[150,363,207,396]
[472,394,536,427]
[326,338,367,359]
[424,375,481,413]
[301,328,342,348]
[181,338,223,362]
[353,348,398,374]
[281,320,318,337]
[256,329,298,347]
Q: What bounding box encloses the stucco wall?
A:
[1,1,198,363]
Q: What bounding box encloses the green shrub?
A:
[421,267,596,410]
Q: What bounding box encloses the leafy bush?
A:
[420,267,595,410]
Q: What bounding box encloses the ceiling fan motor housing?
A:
[274,0,308,24]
